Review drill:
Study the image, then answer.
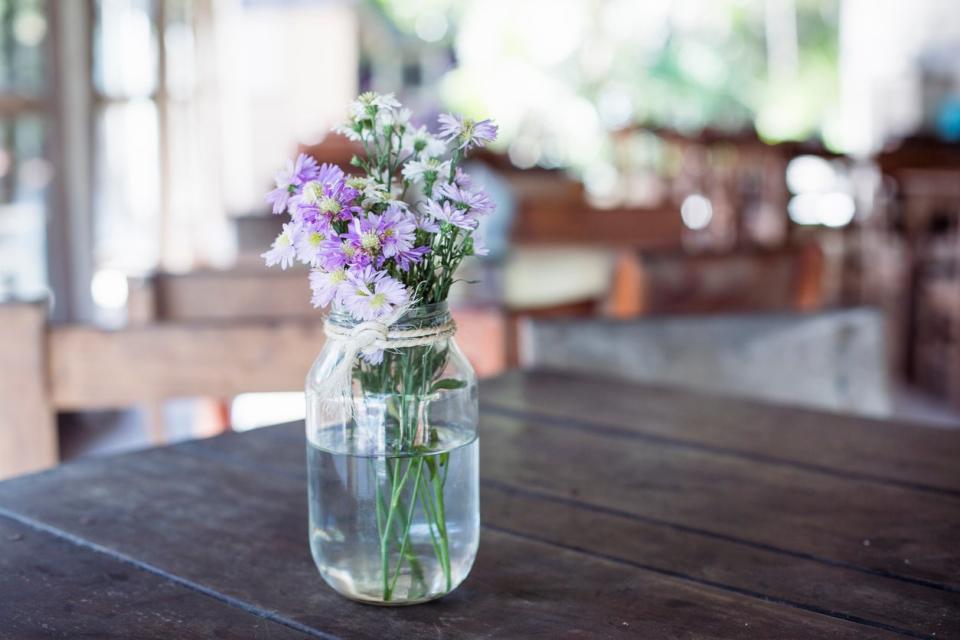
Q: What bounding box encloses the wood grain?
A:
[481,369,960,493]
[179,423,960,639]
[478,410,960,585]
[0,517,314,639]
[0,428,898,639]
[1,371,957,638]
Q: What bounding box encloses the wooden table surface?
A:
[1,370,958,639]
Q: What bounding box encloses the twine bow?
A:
[317,304,457,423]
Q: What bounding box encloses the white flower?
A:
[294,228,330,267]
[378,107,411,130]
[361,183,391,205]
[333,123,364,142]
[299,181,324,205]
[402,125,446,157]
[261,223,299,269]
[402,157,451,185]
[349,92,400,119]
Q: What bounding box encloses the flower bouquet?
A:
[262,93,497,604]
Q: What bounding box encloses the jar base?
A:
[338,592,449,607]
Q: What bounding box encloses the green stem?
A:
[374,466,427,594]
[387,458,425,595]
[424,455,452,590]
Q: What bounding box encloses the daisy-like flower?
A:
[422,199,478,230]
[265,153,321,214]
[469,234,490,257]
[341,266,409,321]
[308,267,348,308]
[402,157,451,185]
[402,125,446,158]
[453,167,472,188]
[333,122,364,142]
[437,114,498,151]
[296,164,358,225]
[345,214,385,264]
[379,203,417,258]
[436,182,494,216]
[394,245,430,271]
[315,237,353,271]
[261,223,299,269]
[378,107,411,132]
[349,92,401,119]
[294,222,333,267]
[414,211,440,234]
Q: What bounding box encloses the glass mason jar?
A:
[306,302,479,605]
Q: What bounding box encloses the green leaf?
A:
[430,378,466,393]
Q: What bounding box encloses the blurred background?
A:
[1,0,959,477]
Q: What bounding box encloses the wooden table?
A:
[1,370,958,638]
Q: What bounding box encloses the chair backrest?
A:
[522,308,891,417]
[609,244,824,317]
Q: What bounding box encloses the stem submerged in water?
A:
[365,342,455,602]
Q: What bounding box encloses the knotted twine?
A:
[319,304,457,424]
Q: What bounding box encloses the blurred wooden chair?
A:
[521,308,891,417]
[498,247,617,366]
[609,243,825,318]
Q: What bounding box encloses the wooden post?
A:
[0,302,58,479]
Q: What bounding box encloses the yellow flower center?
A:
[361,232,381,251]
[308,232,325,247]
[319,196,341,214]
[304,182,324,203]
[370,293,386,309]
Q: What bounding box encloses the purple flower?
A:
[318,236,367,271]
[342,206,418,268]
[379,203,417,259]
[341,266,409,321]
[436,182,494,216]
[265,154,321,214]
[422,199,478,230]
[294,220,334,267]
[453,167,472,188]
[344,214,385,263]
[308,267,347,308]
[470,234,489,257]
[394,245,431,271]
[414,212,440,234]
[437,114,498,151]
[295,163,359,225]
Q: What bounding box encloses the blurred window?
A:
[91,0,355,279]
[0,0,51,301]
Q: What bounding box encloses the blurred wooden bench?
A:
[0,277,506,479]
[0,300,328,479]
